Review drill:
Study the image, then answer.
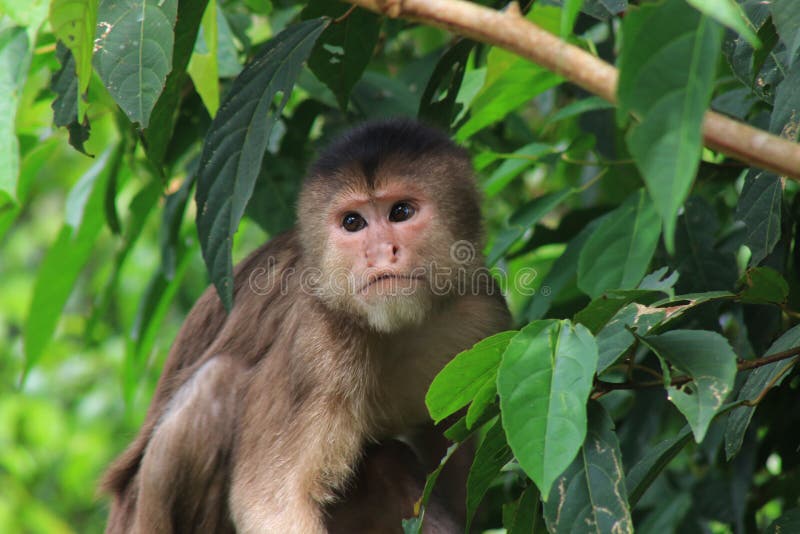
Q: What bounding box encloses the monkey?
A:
[101,118,511,533]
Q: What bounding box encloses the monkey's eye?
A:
[389,202,415,223]
[342,213,367,232]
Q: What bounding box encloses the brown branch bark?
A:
[347,0,800,181]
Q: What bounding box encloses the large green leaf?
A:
[23,149,118,373]
[498,320,598,499]
[187,0,220,116]
[543,402,633,534]
[195,18,329,310]
[770,0,800,65]
[426,331,516,423]
[724,324,800,460]
[577,189,661,299]
[618,0,724,252]
[0,27,29,202]
[49,0,97,121]
[94,0,178,127]
[735,170,782,266]
[301,0,380,110]
[644,330,737,442]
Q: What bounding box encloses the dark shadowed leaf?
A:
[596,303,665,373]
[735,170,782,266]
[50,44,91,155]
[302,1,380,110]
[419,40,473,129]
[498,320,598,499]
[465,418,513,531]
[724,324,800,459]
[737,266,789,304]
[618,0,723,251]
[49,0,97,119]
[195,18,328,310]
[770,0,800,65]
[643,330,737,442]
[770,61,800,139]
[543,402,633,534]
[577,190,661,299]
[765,508,800,533]
[626,425,693,506]
[94,0,178,127]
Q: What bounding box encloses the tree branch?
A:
[346,0,800,181]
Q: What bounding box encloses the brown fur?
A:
[101,120,511,533]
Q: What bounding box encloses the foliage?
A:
[1,0,800,532]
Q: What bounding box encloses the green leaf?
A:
[574,289,661,334]
[481,142,557,198]
[543,402,633,534]
[426,331,516,423]
[577,189,661,299]
[0,27,29,202]
[94,0,178,127]
[142,0,209,166]
[626,425,693,507]
[770,60,800,139]
[456,5,562,141]
[506,484,540,534]
[49,0,98,121]
[770,0,800,65]
[23,148,118,373]
[51,44,91,155]
[525,217,602,321]
[498,320,598,499]
[737,266,789,304]
[686,0,759,47]
[735,170,781,266]
[418,40,473,129]
[765,508,800,534]
[465,418,513,531]
[724,324,800,460]
[596,303,665,374]
[195,18,329,310]
[643,330,737,442]
[487,188,574,266]
[561,0,585,37]
[302,0,380,110]
[669,197,738,293]
[618,0,724,252]
[544,96,613,126]
[465,378,498,429]
[187,0,220,116]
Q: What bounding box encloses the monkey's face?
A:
[313,180,463,333]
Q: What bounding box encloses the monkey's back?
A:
[101,230,301,533]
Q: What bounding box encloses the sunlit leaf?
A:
[618,0,724,252]
[426,331,517,423]
[0,27,29,202]
[686,0,759,47]
[187,0,220,116]
[498,320,598,499]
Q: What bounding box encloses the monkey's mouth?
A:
[360,273,425,293]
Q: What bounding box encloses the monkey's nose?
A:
[367,243,399,266]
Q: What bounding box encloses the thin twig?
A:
[334,4,358,23]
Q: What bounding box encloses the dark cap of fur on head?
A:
[307,118,470,188]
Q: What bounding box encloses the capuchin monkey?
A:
[102,119,511,533]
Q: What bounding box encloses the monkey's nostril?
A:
[392,246,399,256]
